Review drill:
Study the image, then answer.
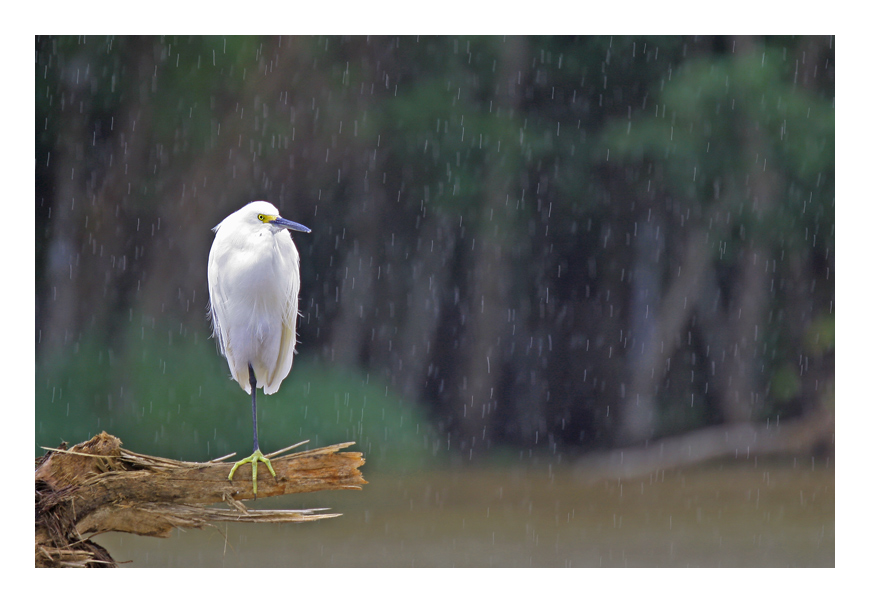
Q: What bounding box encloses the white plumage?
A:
[206,201,310,495]
[207,201,303,394]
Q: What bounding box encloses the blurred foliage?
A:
[36,36,834,459]
[36,314,434,470]
[375,37,530,224]
[803,313,835,356]
[603,48,834,222]
[770,364,802,403]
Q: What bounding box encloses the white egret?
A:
[207,201,310,496]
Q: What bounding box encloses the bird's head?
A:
[217,200,311,236]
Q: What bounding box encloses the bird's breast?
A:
[213,231,299,326]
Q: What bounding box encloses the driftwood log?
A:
[573,407,834,482]
[35,432,366,567]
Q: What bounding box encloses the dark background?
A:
[36,35,833,463]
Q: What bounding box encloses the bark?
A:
[35,432,366,567]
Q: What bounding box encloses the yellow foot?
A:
[227,448,276,497]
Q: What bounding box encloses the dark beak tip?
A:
[275,217,311,233]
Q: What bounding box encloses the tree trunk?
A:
[701,36,780,424]
[458,36,529,454]
[618,228,711,444]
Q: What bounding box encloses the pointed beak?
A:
[272,216,311,233]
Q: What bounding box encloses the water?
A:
[95,459,833,567]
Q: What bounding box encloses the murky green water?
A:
[95,459,833,567]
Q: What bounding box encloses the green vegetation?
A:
[36,314,434,471]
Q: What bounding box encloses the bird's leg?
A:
[250,364,260,452]
[227,364,276,497]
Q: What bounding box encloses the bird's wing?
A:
[208,237,252,393]
[264,298,297,395]
[263,237,300,394]
[206,247,228,357]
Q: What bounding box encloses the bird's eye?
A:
[257,214,265,222]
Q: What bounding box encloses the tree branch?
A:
[576,408,833,482]
[35,432,366,567]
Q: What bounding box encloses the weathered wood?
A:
[35,432,366,567]
[573,408,833,482]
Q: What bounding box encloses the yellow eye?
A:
[257,214,266,222]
